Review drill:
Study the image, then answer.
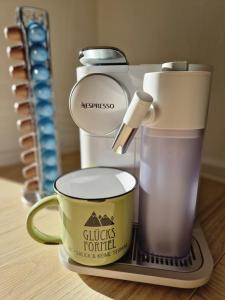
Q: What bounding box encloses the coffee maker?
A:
[60,49,214,288]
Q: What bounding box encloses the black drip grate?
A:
[119,225,203,273]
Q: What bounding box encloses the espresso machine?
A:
[59,49,213,288]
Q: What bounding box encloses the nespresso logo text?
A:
[81,102,115,109]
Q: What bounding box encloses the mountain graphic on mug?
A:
[85,212,114,227]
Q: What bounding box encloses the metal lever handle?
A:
[112,90,153,154]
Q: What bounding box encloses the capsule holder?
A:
[4,6,61,204]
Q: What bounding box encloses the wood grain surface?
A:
[0,152,225,300]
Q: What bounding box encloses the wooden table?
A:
[0,153,225,299]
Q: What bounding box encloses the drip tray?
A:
[122,229,202,273]
[59,223,213,288]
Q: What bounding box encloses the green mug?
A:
[26,167,136,266]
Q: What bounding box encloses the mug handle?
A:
[26,195,62,245]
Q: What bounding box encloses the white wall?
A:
[0,0,96,165]
[97,0,225,176]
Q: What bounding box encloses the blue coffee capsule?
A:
[43,166,58,181]
[36,100,54,117]
[34,83,52,100]
[30,45,48,63]
[40,134,56,150]
[27,23,46,43]
[38,118,55,135]
[43,180,54,194]
[42,149,58,166]
[32,65,50,81]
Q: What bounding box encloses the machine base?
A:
[58,223,213,288]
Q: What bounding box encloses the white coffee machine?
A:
[63,49,214,288]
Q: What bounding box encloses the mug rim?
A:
[53,166,137,201]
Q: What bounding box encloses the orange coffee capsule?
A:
[17,117,34,133]
[9,65,28,80]
[21,148,37,165]
[22,163,38,179]
[19,133,36,149]
[24,177,39,192]
[7,45,25,60]
[12,84,29,100]
[14,101,32,116]
[4,26,23,42]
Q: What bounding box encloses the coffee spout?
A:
[112,91,153,154]
[112,123,138,154]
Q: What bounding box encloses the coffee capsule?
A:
[41,149,57,166]
[9,65,28,80]
[27,23,46,43]
[33,82,52,100]
[43,166,58,181]
[30,45,48,63]
[21,148,37,164]
[12,84,29,100]
[42,179,54,194]
[36,100,54,117]
[17,117,34,133]
[14,101,32,116]
[19,133,36,149]
[32,65,50,81]
[7,45,25,60]
[22,163,38,179]
[39,134,56,150]
[24,177,39,192]
[4,26,22,42]
[38,118,54,135]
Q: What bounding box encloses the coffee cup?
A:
[26,167,136,266]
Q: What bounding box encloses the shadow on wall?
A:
[96,0,225,174]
